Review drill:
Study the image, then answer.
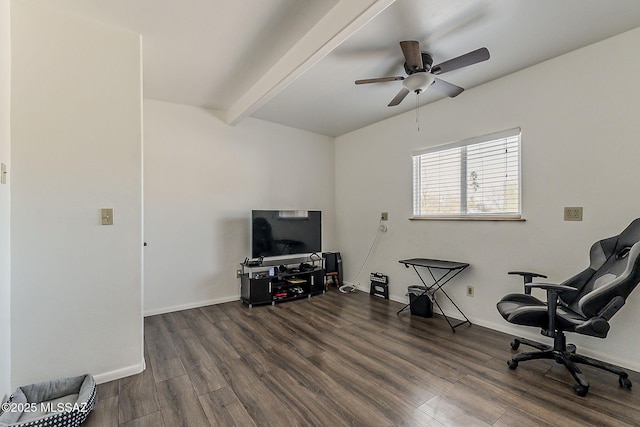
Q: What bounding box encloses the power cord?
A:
[340,218,384,293]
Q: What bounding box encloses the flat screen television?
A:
[252,210,321,258]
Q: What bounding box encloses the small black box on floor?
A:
[370,272,389,299]
[408,285,433,317]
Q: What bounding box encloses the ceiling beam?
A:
[225,0,396,126]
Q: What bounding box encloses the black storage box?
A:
[408,286,433,318]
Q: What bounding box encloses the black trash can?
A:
[408,285,433,318]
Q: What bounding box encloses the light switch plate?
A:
[101,208,114,225]
[1,163,6,184]
[564,207,583,221]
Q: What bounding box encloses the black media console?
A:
[240,256,325,308]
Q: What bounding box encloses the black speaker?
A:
[323,252,343,285]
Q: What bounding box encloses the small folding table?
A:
[397,258,471,332]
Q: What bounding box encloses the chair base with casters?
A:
[506,332,631,397]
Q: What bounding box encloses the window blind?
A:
[413,128,521,218]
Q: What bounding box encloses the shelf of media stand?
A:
[240,267,325,308]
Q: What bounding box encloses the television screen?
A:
[252,210,321,258]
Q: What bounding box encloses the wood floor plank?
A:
[198,304,230,324]
[160,311,191,333]
[455,370,586,427]
[260,367,353,427]
[251,307,327,358]
[493,410,551,427]
[258,344,395,426]
[118,369,159,424]
[217,357,303,426]
[144,320,180,363]
[419,396,495,427]
[155,375,210,427]
[170,327,217,368]
[84,395,119,427]
[215,319,269,357]
[119,411,165,427]
[310,349,429,424]
[150,356,186,383]
[85,290,640,426]
[96,380,119,399]
[187,314,241,365]
[183,360,227,396]
[199,386,257,427]
[318,330,436,407]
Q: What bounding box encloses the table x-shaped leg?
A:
[397,265,471,332]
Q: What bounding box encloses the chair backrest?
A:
[560,218,640,318]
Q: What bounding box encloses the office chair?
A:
[497,218,640,396]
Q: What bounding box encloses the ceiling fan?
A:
[355,41,490,106]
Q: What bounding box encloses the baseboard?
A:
[144,295,240,317]
[93,361,145,384]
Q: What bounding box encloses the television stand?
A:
[239,255,325,308]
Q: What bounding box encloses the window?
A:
[412,128,521,219]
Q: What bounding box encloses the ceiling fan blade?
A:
[400,40,423,72]
[388,88,410,106]
[431,78,464,97]
[355,76,404,85]
[431,47,490,75]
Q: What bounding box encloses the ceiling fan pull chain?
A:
[416,92,420,131]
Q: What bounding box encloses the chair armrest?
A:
[508,271,547,281]
[508,271,548,294]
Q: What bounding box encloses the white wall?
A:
[335,27,640,371]
[144,100,336,315]
[0,0,11,399]
[10,1,143,385]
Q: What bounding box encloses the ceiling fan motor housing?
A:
[404,52,433,74]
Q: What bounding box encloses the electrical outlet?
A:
[466,285,474,297]
[381,212,388,221]
[564,207,583,221]
[101,208,114,225]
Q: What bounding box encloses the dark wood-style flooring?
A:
[84,290,640,426]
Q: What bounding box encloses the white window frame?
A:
[412,128,522,220]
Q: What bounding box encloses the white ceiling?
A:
[31,0,640,137]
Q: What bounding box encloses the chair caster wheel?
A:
[619,376,632,389]
[510,340,520,350]
[507,360,518,370]
[573,384,589,397]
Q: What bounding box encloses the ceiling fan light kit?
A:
[403,73,435,94]
[355,40,490,107]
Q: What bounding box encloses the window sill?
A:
[409,216,525,222]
